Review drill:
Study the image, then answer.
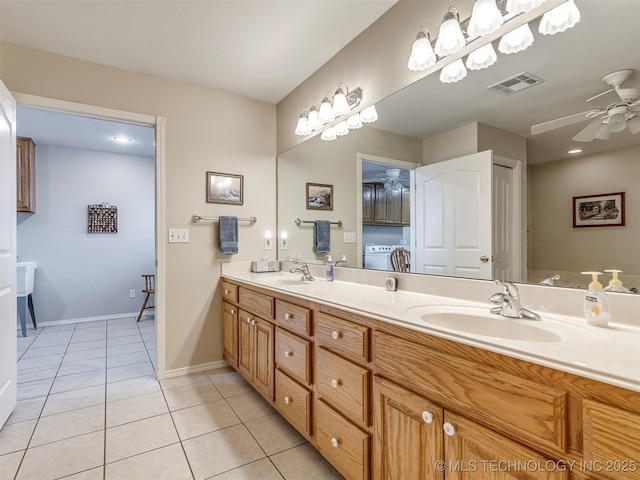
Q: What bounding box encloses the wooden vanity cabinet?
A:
[222,301,238,368]
[17,136,36,213]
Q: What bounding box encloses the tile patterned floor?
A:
[1,317,343,480]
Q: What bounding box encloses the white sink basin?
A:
[261,276,309,286]
[16,261,37,296]
[404,305,563,343]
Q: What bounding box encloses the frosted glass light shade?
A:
[594,123,611,140]
[308,107,321,131]
[539,0,580,35]
[360,105,378,123]
[468,0,504,38]
[332,88,350,116]
[627,115,640,135]
[321,127,337,141]
[346,113,363,129]
[334,120,349,136]
[466,43,497,70]
[408,30,436,71]
[440,59,467,83]
[295,114,310,136]
[319,97,334,123]
[435,11,466,56]
[498,23,534,54]
[505,0,546,14]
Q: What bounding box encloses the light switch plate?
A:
[168,228,189,243]
[343,232,357,243]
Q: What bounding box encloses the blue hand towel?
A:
[313,220,331,253]
[219,216,238,255]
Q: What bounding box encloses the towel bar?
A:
[192,215,257,224]
[294,218,342,227]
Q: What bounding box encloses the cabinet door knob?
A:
[284,313,293,320]
[443,422,455,436]
[331,438,339,448]
[224,289,230,294]
[284,396,290,405]
[331,379,340,388]
[284,350,292,358]
[421,411,433,424]
[230,309,235,315]
[250,319,255,326]
[331,330,341,340]
[246,318,252,324]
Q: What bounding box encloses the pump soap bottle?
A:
[604,269,631,293]
[581,271,610,327]
[325,255,334,282]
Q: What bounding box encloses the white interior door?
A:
[493,164,514,282]
[413,151,493,279]
[0,81,17,428]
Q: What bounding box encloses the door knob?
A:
[480,255,491,263]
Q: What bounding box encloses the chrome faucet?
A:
[290,261,314,281]
[490,280,541,321]
[539,274,560,286]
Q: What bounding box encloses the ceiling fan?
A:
[531,69,640,142]
[376,168,410,190]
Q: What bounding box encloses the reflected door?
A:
[413,151,493,279]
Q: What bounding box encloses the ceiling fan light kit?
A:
[532,68,640,142]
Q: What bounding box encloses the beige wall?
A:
[278,126,421,263]
[1,42,277,372]
[529,145,640,281]
[422,123,479,164]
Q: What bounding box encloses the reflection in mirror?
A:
[277,0,640,292]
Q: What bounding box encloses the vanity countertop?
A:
[222,270,640,393]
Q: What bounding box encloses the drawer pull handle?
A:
[284,312,294,320]
[331,379,340,388]
[284,350,292,358]
[250,319,255,326]
[421,411,433,424]
[284,396,290,405]
[443,422,455,437]
[331,331,341,340]
[224,289,230,294]
[331,438,339,448]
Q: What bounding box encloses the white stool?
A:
[17,261,37,337]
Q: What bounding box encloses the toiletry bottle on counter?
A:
[604,269,632,293]
[325,255,334,282]
[581,271,610,327]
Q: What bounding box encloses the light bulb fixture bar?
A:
[294,84,379,140]
[407,0,580,84]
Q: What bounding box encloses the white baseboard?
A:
[163,360,230,379]
[35,312,151,327]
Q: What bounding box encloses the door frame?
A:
[12,92,167,379]
[356,153,420,268]
[494,155,523,283]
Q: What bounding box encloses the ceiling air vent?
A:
[488,72,544,95]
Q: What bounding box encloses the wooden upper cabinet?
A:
[17,136,36,213]
[362,183,375,224]
[401,187,411,225]
[362,183,410,226]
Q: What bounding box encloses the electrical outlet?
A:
[168,228,190,243]
[129,289,136,298]
[343,232,357,243]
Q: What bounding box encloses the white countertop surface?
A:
[222,270,640,393]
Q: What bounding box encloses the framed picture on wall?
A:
[573,192,625,228]
[206,172,243,205]
[306,182,333,210]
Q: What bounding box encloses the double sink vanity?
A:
[221,262,640,480]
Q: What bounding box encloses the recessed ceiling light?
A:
[113,136,132,143]
[568,148,582,154]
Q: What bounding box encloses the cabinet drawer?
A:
[275,370,312,436]
[275,299,311,337]
[584,399,640,480]
[239,287,274,319]
[374,331,567,452]
[316,313,370,362]
[275,328,311,385]
[317,348,370,427]
[221,281,238,303]
[316,399,370,480]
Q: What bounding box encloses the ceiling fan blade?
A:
[531,110,600,135]
[586,88,616,107]
[572,117,604,142]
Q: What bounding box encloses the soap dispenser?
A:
[325,255,334,282]
[604,269,631,293]
[581,271,610,327]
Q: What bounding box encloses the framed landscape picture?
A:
[306,182,333,210]
[573,192,625,228]
[206,172,243,205]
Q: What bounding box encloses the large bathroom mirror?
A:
[277,0,640,291]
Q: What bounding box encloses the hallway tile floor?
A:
[1,317,342,479]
